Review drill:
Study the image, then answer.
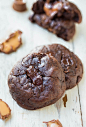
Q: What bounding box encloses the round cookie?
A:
[8,53,66,110]
[31,44,83,90]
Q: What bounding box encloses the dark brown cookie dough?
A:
[31,0,82,23]
[29,14,75,41]
[31,44,83,90]
[8,53,66,110]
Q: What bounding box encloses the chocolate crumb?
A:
[62,94,67,107]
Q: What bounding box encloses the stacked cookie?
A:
[29,0,82,41]
[8,44,83,110]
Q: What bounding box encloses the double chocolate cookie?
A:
[29,0,82,41]
[8,53,66,110]
[31,44,83,89]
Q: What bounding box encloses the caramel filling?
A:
[48,122,60,127]
[44,2,63,17]
[27,66,43,86]
[0,100,10,117]
[0,30,22,54]
[44,119,62,127]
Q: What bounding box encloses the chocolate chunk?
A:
[43,119,63,127]
[0,30,22,54]
[27,66,43,85]
[13,0,27,12]
[0,99,11,120]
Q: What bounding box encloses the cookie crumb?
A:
[63,94,67,107]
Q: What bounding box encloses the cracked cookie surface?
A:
[31,44,83,90]
[8,53,66,110]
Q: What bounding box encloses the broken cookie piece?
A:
[0,99,11,120]
[31,0,82,23]
[29,0,82,41]
[13,0,27,12]
[0,30,22,54]
[43,119,63,127]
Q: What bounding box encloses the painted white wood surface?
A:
[0,0,85,127]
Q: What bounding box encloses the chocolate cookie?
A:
[31,44,83,89]
[31,0,82,23]
[29,14,75,41]
[29,0,82,41]
[8,53,66,110]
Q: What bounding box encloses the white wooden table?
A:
[0,0,86,127]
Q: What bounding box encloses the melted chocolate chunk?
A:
[27,66,43,85]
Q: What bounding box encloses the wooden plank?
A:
[71,0,86,127]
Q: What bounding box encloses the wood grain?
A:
[0,0,85,127]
